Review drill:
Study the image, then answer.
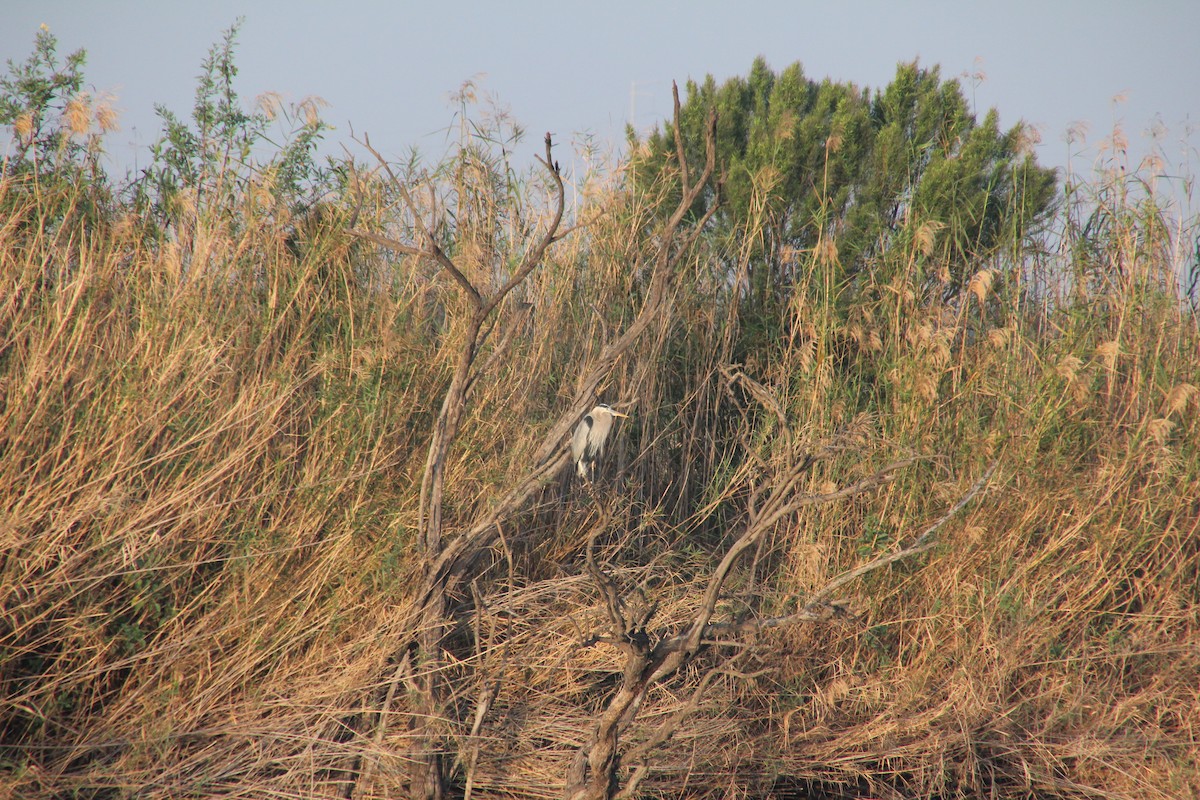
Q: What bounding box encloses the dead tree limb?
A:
[415,83,720,609]
[346,80,719,800]
[564,388,999,800]
[349,131,565,800]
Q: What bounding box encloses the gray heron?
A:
[571,404,628,481]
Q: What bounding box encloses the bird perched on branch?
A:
[571,404,628,482]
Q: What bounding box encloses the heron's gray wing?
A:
[571,415,593,464]
[587,413,612,461]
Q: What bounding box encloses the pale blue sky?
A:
[5,1,1198,191]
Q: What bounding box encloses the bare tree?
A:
[562,368,998,800]
[346,82,720,800]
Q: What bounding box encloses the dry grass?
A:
[2,125,1198,800]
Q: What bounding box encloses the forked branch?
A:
[347,129,567,800]
[419,81,722,601]
[353,132,484,309]
[566,369,999,800]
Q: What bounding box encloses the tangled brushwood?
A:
[2,26,1198,800]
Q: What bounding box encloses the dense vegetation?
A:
[2,26,1198,800]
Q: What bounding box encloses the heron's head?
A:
[595,403,628,419]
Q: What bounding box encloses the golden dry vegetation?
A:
[1,46,1198,800]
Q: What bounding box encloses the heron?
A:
[571,404,628,481]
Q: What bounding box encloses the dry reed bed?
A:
[2,154,1198,800]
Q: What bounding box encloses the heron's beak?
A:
[611,411,629,419]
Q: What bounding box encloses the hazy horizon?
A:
[4,2,1197,204]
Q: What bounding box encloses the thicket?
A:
[2,28,1198,800]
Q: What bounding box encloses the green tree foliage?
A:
[1,26,89,174]
[0,26,112,230]
[138,19,335,233]
[634,58,1057,308]
[1,23,336,249]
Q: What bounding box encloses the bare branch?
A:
[673,455,916,659]
[803,460,999,608]
[481,132,566,319]
[720,364,792,451]
[562,88,723,800]
[351,132,484,310]
[706,461,1000,640]
[533,101,721,487]
[347,130,570,800]
[585,513,630,638]
[672,81,690,196]
[622,651,744,768]
[348,227,425,258]
[615,654,748,800]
